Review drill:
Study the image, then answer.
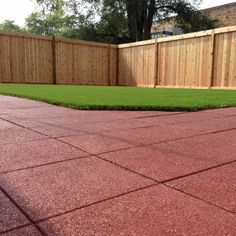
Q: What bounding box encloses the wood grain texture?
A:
[0,33,53,84]
[0,26,235,89]
[118,44,156,87]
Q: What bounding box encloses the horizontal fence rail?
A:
[0,26,235,89]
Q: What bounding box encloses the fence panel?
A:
[55,38,116,86]
[212,31,236,88]
[118,43,156,87]
[0,31,53,84]
[157,36,213,88]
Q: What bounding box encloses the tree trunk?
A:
[126,0,156,42]
[125,0,138,41]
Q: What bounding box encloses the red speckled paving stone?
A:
[129,110,227,126]
[0,157,154,221]
[88,109,226,132]
[60,123,208,155]
[104,124,206,146]
[0,95,50,109]
[0,139,88,173]
[31,124,85,138]
[38,185,236,236]
[1,226,43,236]
[142,130,236,165]
[0,190,29,233]
[1,107,82,119]
[30,111,181,129]
[176,115,236,133]
[205,107,236,116]
[59,133,138,154]
[2,117,44,128]
[0,120,20,131]
[167,163,236,213]
[0,128,47,145]
[99,143,216,182]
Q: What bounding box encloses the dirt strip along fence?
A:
[0,25,235,89]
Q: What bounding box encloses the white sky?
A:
[0,0,235,26]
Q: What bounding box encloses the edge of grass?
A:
[0,91,236,112]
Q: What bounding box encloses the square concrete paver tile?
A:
[100,143,215,182]
[31,124,85,138]
[3,107,81,119]
[138,130,236,165]
[0,139,88,173]
[3,118,44,128]
[0,120,21,131]
[205,107,236,116]
[0,190,29,233]
[132,110,227,126]
[168,163,236,213]
[38,185,236,236]
[177,115,236,133]
[106,124,205,146]
[1,225,43,236]
[59,133,138,154]
[0,95,50,109]
[0,157,154,221]
[0,128,47,145]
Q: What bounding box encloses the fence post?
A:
[52,35,57,84]
[209,29,216,88]
[154,39,158,88]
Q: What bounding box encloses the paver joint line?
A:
[35,183,159,224]
[0,155,92,175]
[160,159,236,184]
[164,184,236,215]
[0,223,31,235]
[0,185,48,236]
[86,127,236,157]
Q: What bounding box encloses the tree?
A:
[124,0,218,41]
[26,0,69,36]
[0,20,25,32]
[26,0,218,43]
[68,0,218,42]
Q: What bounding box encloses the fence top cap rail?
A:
[118,25,236,48]
[56,37,117,48]
[0,30,118,48]
[0,30,52,41]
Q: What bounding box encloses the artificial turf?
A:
[0,84,236,111]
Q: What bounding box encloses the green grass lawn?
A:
[0,84,236,111]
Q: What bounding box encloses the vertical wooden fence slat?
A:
[154,40,158,87]
[107,44,111,86]
[52,36,57,84]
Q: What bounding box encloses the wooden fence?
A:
[118,26,236,89]
[0,31,117,85]
[0,26,236,89]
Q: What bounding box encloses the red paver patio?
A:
[0,95,236,235]
[1,226,43,236]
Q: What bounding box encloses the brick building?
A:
[151,2,236,38]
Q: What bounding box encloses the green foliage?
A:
[0,0,220,43]
[26,0,71,36]
[0,20,25,32]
